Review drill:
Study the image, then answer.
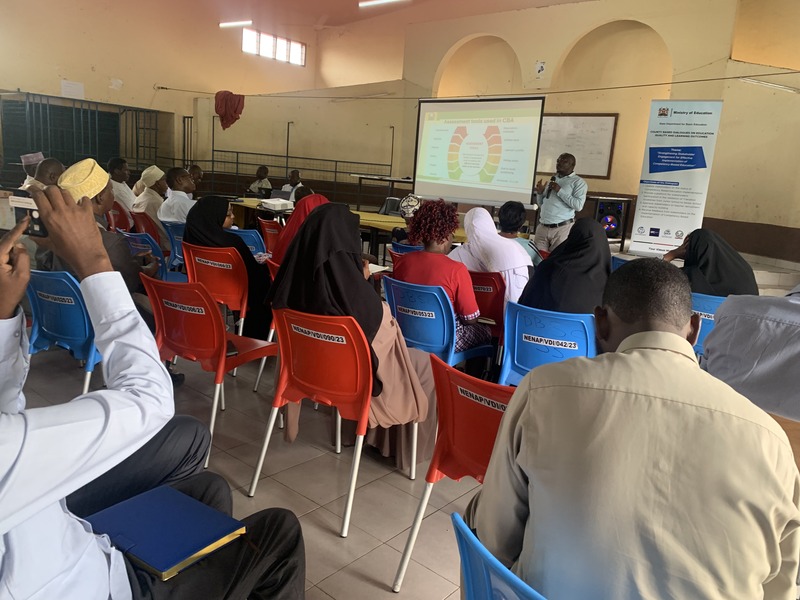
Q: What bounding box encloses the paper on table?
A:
[368,264,390,275]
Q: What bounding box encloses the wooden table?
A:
[349,175,414,210]
[352,210,466,258]
[229,198,292,229]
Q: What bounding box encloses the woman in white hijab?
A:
[449,207,532,303]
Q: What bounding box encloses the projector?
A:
[261,199,294,211]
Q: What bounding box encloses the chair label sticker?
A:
[473,285,493,293]
[397,306,435,319]
[522,334,578,349]
[162,299,206,314]
[195,257,233,270]
[291,324,346,344]
[457,386,506,412]
[695,311,714,320]
[36,291,75,305]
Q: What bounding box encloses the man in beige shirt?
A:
[469,258,800,599]
[132,165,170,251]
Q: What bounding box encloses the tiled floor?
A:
[25,347,476,600]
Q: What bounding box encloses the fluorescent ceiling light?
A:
[740,77,800,94]
[359,0,408,8]
[219,20,252,28]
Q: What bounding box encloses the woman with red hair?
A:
[392,200,491,351]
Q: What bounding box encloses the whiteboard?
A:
[537,113,618,179]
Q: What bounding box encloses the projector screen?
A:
[413,96,545,206]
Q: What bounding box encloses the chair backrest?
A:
[451,513,547,600]
[139,275,228,378]
[499,302,597,386]
[26,270,99,364]
[120,231,167,280]
[257,217,283,255]
[691,292,727,356]
[105,201,133,232]
[610,255,629,271]
[183,242,250,316]
[469,271,506,339]
[131,212,168,250]
[272,308,373,434]
[226,228,267,255]
[378,196,401,215]
[265,258,281,280]
[428,355,514,485]
[391,241,424,254]
[161,221,185,268]
[383,276,459,363]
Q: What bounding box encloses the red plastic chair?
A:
[257,217,283,257]
[469,271,506,340]
[251,257,282,392]
[140,275,278,467]
[131,211,170,257]
[247,308,415,538]
[105,201,133,232]
[392,354,515,592]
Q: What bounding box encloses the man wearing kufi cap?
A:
[132,165,170,251]
[19,151,44,187]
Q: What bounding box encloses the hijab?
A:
[682,229,758,296]
[271,193,330,263]
[518,218,611,314]
[448,207,531,272]
[268,203,384,394]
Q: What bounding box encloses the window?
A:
[242,28,306,66]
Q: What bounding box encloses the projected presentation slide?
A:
[414,97,545,206]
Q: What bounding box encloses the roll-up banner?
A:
[629,100,723,256]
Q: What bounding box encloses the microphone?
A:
[545,175,556,198]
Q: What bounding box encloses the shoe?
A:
[169,370,185,388]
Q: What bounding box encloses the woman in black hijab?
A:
[269,203,433,469]
[518,218,611,314]
[183,196,272,339]
[663,228,758,296]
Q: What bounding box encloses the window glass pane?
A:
[259,33,274,58]
[275,37,288,62]
[242,28,258,54]
[289,41,305,66]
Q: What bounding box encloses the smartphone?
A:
[4,187,48,237]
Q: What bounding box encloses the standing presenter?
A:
[533,153,588,253]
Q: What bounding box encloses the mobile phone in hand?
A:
[4,188,48,237]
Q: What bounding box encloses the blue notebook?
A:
[86,485,246,581]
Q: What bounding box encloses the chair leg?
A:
[335,409,342,454]
[253,357,267,392]
[81,369,92,395]
[204,382,223,468]
[392,481,434,592]
[248,406,280,496]
[232,317,245,377]
[220,381,226,411]
[267,328,275,343]
[278,408,285,430]
[409,422,418,481]
[341,434,365,538]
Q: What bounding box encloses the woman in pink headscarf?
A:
[271,193,329,263]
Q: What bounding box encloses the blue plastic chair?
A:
[383,276,494,366]
[611,255,630,271]
[498,303,597,386]
[691,292,726,356]
[120,231,188,283]
[160,221,185,270]
[26,270,102,394]
[226,228,267,255]
[391,241,424,254]
[451,513,547,600]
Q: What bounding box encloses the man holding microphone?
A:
[533,152,588,253]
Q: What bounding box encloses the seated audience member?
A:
[467,258,800,599]
[187,164,203,197]
[184,196,273,340]
[498,200,541,265]
[702,284,800,420]
[107,157,138,211]
[157,167,196,223]
[20,157,64,191]
[663,228,758,296]
[518,218,611,314]
[249,165,272,194]
[449,207,532,303]
[132,165,170,251]
[280,169,303,202]
[392,200,491,352]
[0,186,305,600]
[391,194,423,245]
[269,203,434,468]
[19,151,44,187]
[271,192,329,263]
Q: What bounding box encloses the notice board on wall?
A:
[537,113,618,179]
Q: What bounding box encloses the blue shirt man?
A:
[533,153,588,252]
